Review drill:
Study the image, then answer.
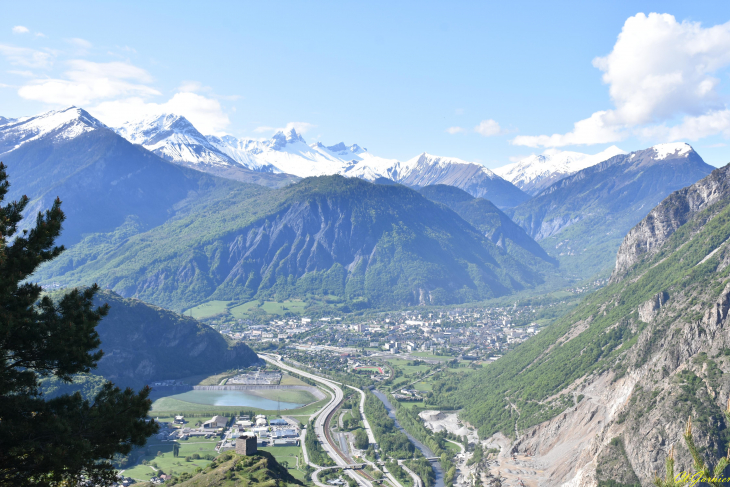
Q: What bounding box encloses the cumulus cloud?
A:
[512,111,624,147]
[12,26,29,34]
[513,13,730,147]
[18,60,158,106]
[91,92,231,135]
[474,119,503,136]
[446,126,465,134]
[0,44,53,68]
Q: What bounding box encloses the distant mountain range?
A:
[114,112,530,207]
[506,142,714,278]
[493,145,626,195]
[0,106,718,310]
[1,107,647,210]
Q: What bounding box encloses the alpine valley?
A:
[4,104,730,487]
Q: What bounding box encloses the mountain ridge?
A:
[33,175,551,310]
[506,142,714,278]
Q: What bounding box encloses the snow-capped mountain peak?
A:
[494,145,626,195]
[115,112,238,169]
[404,153,498,179]
[270,128,306,150]
[108,112,527,206]
[0,106,106,156]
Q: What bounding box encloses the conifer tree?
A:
[654,401,730,487]
[0,163,158,486]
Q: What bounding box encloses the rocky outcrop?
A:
[612,164,730,282]
[638,291,669,323]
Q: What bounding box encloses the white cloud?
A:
[12,26,29,34]
[18,60,158,106]
[638,109,730,141]
[446,126,465,134]
[474,119,503,137]
[513,13,730,147]
[91,92,231,135]
[512,111,624,148]
[254,122,315,135]
[67,38,92,49]
[0,44,53,68]
[177,80,209,93]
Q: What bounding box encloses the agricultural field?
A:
[229,300,260,318]
[409,352,455,360]
[183,300,231,319]
[386,358,431,375]
[412,381,433,392]
[260,299,307,315]
[184,299,308,320]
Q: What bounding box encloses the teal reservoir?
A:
[167,390,305,409]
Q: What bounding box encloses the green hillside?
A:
[42,290,259,391]
[419,184,555,264]
[442,163,730,441]
[164,450,303,487]
[36,176,553,310]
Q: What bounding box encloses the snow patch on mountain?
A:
[494,145,626,195]
[653,142,692,160]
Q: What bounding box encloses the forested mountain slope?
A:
[35,176,551,310]
[440,163,730,485]
[42,290,258,392]
[507,143,713,278]
[419,184,554,264]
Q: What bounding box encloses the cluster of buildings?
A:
[215,414,301,453]
[285,307,548,360]
[393,388,424,401]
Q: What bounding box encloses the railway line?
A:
[260,354,377,487]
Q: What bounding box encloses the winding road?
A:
[260,354,375,487]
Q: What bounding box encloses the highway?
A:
[260,354,374,487]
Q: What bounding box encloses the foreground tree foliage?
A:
[0,163,158,486]
[654,402,730,487]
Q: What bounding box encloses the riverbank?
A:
[371,390,445,487]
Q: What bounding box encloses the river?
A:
[371,390,445,487]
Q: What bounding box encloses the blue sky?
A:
[3,1,730,167]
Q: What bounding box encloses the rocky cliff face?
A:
[459,163,730,487]
[612,164,730,282]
